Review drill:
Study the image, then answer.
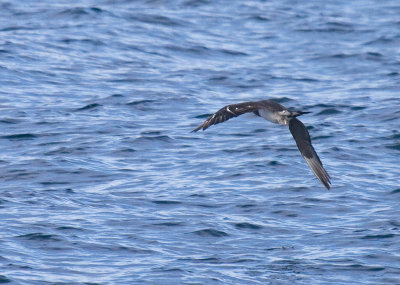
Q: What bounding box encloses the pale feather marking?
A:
[226,106,235,115]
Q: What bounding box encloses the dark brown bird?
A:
[192,100,331,189]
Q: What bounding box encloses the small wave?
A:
[234,222,262,230]
[127,99,155,105]
[236,203,257,209]
[364,51,383,61]
[194,113,212,119]
[164,44,210,55]
[313,135,334,140]
[0,275,12,283]
[183,0,212,8]
[56,7,105,18]
[271,210,298,217]
[345,264,386,272]
[189,193,207,198]
[364,36,394,45]
[361,233,395,240]
[293,77,319,82]
[193,203,221,208]
[134,135,173,143]
[230,132,254,137]
[127,99,156,106]
[61,38,104,46]
[351,106,367,111]
[222,146,252,154]
[152,200,182,205]
[141,131,162,136]
[297,21,354,33]
[41,181,71,186]
[153,222,184,227]
[74,103,102,111]
[56,226,84,231]
[113,148,137,154]
[313,53,358,60]
[208,75,229,82]
[248,14,270,22]
[179,256,221,263]
[110,93,124,98]
[308,103,336,108]
[1,133,37,140]
[0,26,36,32]
[317,108,342,115]
[389,188,400,195]
[384,133,400,140]
[193,228,229,237]
[152,266,185,273]
[305,103,367,115]
[130,14,183,27]
[16,233,62,242]
[386,143,400,151]
[272,97,294,103]
[218,48,248,56]
[115,246,155,254]
[268,160,283,166]
[167,45,248,58]
[366,51,382,57]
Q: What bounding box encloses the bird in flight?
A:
[192,100,331,189]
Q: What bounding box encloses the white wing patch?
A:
[226,106,235,115]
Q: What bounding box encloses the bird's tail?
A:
[291,111,310,117]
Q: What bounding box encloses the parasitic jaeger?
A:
[192,99,331,189]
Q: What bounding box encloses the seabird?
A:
[192,100,331,189]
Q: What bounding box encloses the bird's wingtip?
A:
[322,174,332,190]
[191,126,202,132]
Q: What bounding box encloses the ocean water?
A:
[1,0,399,284]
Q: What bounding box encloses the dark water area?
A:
[1,0,399,284]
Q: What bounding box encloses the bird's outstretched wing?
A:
[289,118,331,189]
[192,101,260,132]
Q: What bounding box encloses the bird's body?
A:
[192,99,331,189]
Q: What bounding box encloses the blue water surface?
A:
[1,0,400,284]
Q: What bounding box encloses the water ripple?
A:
[1,0,399,284]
